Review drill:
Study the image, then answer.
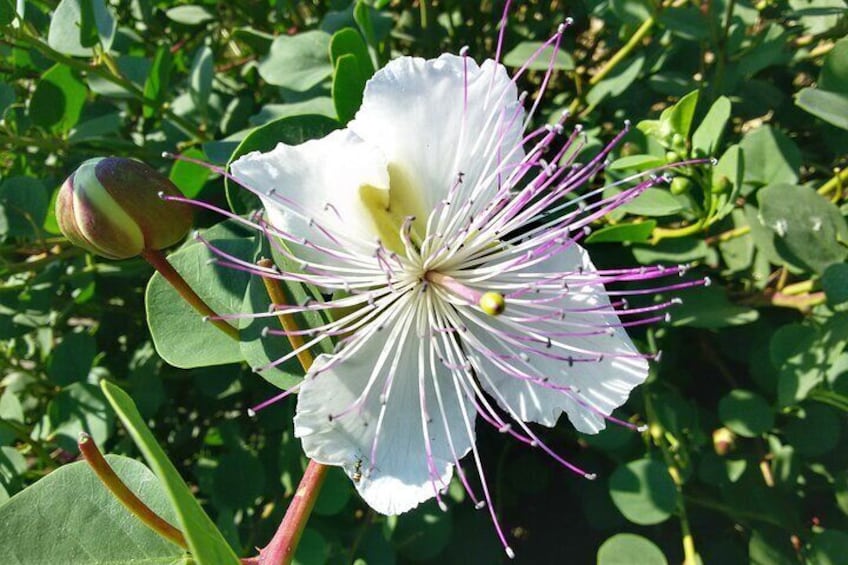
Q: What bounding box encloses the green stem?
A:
[9,29,207,142]
[644,386,698,565]
[140,249,239,340]
[817,167,848,202]
[808,389,848,413]
[569,16,656,115]
[78,432,187,549]
[650,219,707,245]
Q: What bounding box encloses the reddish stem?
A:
[141,248,240,340]
[245,259,329,565]
[78,432,187,549]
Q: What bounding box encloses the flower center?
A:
[425,271,505,316]
[359,166,427,256]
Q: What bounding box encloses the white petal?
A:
[293,310,475,515]
[229,129,390,257]
[468,244,648,434]
[349,54,524,215]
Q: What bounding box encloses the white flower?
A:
[224,32,700,557]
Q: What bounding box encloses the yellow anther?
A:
[479,291,506,316]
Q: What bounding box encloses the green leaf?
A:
[586,56,644,108]
[608,459,677,525]
[711,144,744,221]
[165,5,214,25]
[586,220,656,243]
[101,380,240,565]
[664,89,699,140]
[225,114,339,214]
[312,466,353,516]
[808,530,848,565]
[757,183,848,274]
[333,54,366,125]
[784,404,841,457]
[353,0,392,52]
[212,450,265,509]
[144,47,174,119]
[169,147,212,199]
[597,533,668,565]
[621,188,686,216]
[0,176,48,240]
[608,155,667,171]
[795,88,848,130]
[671,285,759,329]
[329,27,375,75]
[29,64,87,133]
[718,389,774,437]
[502,41,575,71]
[739,126,801,188]
[330,28,374,124]
[189,46,214,118]
[692,96,731,155]
[78,0,99,48]
[658,6,710,41]
[394,501,453,560]
[47,331,97,386]
[822,263,848,305]
[43,382,114,453]
[258,31,332,91]
[819,37,848,93]
[238,275,301,389]
[0,455,186,564]
[146,234,255,369]
[0,0,15,26]
[47,0,116,56]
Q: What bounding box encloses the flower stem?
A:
[140,248,240,340]
[257,258,314,369]
[817,166,848,203]
[78,432,187,549]
[650,219,707,245]
[644,381,698,565]
[252,258,328,565]
[256,460,329,565]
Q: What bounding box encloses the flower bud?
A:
[712,427,736,456]
[56,157,193,259]
[670,177,692,195]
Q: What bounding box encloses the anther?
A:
[475,501,486,510]
[636,424,649,433]
[201,316,209,323]
[459,45,469,56]
[438,500,448,512]
[506,547,516,559]
[584,473,597,480]
[703,276,712,286]
[246,408,257,418]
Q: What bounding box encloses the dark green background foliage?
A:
[1,0,847,563]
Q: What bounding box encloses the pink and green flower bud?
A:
[56,157,193,259]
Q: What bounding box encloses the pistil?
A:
[425,271,505,315]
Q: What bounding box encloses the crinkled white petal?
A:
[350,53,524,216]
[294,319,475,515]
[469,244,648,434]
[230,129,390,258]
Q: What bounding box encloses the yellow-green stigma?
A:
[479,291,506,316]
